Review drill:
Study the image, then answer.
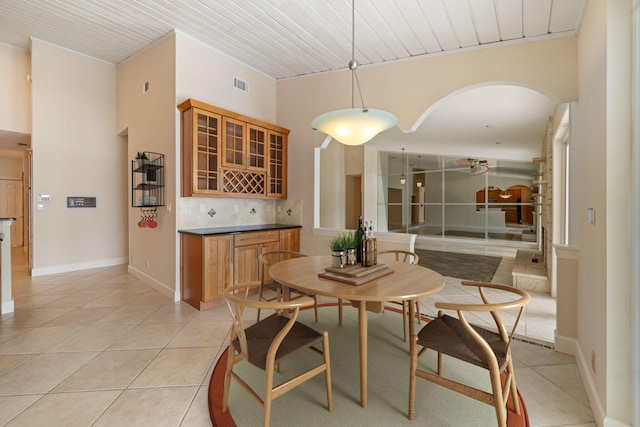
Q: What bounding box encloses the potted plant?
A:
[329,231,359,268]
[135,152,149,168]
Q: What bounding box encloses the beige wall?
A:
[0,45,31,134]
[566,0,633,424]
[117,35,177,298]
[277,37,579,256]
[572,0,608,421]
[175,32,277,124]
[604,0,633,422]
[31,40,126,274]
[0,157,22,178]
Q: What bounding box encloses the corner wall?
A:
[117,35,177,299]
[571,0,635,424]
[31,40,126,274]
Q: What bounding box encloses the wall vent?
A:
[233,77,249,93]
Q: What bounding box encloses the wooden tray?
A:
[324,263,388,278]
[318,266,393,286]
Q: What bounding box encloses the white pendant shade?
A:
[311,108,397,146]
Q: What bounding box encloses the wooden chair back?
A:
[377,249,419,265]
[222,282,332,427]
[409,280,530,427]
[258,250,307,284]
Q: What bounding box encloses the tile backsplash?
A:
[178,197,302,230]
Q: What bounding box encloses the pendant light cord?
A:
[320,0,367,113]
[350,0,367,110]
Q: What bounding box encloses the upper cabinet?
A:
[178,99,289,199]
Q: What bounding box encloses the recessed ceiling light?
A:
[485,124,494,128]
[495,141,502,144]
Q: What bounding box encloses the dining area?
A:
[211,249,531,427]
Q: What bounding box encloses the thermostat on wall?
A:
[67,197,96,208]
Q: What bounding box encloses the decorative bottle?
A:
[356,216,365,264]
[362,223,377,267]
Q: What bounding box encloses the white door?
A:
[0,179,23,246]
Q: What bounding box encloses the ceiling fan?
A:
[455,158,490,175]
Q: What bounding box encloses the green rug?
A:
[414,249,503,282]
[211,306,527,426]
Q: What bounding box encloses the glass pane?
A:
[444,169,483,203]
[443,205,486,239]
[373,152,540,245]
[424,171,442,203]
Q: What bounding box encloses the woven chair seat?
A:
[232,313,324,370]
[417,314,508,371]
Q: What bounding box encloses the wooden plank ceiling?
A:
[0,0,586,80]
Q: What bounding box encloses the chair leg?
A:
[313,295,319,322]
[415,300,421,324]
[437,351,442,376]
[408,335,418,420]
[489,367,507,427]
[256,287,264,322]
[338,299,343,326]
[221,347,236,413]
[322,331,333,411]
[506,357,521,415]
[264,362,275,427]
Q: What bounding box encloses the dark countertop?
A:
[178,223,301,236]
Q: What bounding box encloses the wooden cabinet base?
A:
[181,233,232,310]
[180,227,300,310]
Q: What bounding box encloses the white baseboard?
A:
[603,416,632,427]
[573,340,606,426]
[554,334,576,355]
[127,265,179,302]
[32,257,128,276]
[1,299,14,314]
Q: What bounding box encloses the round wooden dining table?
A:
[268,255,445,408]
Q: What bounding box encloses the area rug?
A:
[414,249,503,282]
[208,305,528,426]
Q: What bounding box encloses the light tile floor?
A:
[0,250,593,426]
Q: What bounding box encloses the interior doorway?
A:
[0,178,23,246]
[0,138,31,272]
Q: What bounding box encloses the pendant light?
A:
[416,155,423,187]
[499,189,512,199]
[311,0,397,146]
[400,148,406,185]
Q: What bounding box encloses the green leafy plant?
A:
[135,152,148,160]
[329,231,359,251]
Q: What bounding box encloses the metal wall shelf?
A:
[131,151,164,208]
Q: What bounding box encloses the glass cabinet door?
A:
[195,110,221,193]
[222,117,246,168]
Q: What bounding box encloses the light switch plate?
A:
[587,207,595,225]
